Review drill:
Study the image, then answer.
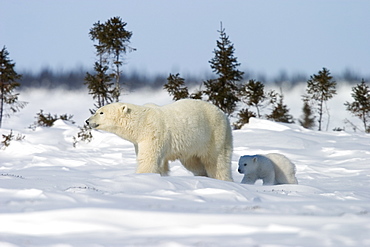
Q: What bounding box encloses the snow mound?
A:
[243,117,293,131]
[1,114,370,246]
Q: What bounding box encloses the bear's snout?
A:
[85,118,99,128]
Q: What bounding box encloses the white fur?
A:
[86,99,233,181]
[238,153,298,185]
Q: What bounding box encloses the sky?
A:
[1,0,370,79]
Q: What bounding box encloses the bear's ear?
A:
[122,105,130,114]
[252,157,258,162]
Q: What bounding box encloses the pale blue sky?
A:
[1,0,369,79]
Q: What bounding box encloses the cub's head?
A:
[238,155,259,174]
[85,103,130,131]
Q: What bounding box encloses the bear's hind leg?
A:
[159,160,170,176]
[202,152,233,182]
[262,173,276,185]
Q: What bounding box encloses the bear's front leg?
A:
[135,142,168,176]
[241,174,257,184]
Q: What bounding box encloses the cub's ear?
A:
[252,157,258,162]
[122,104,130,114]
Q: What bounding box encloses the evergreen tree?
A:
[84,62,114,113]
[266,90,294,123]
[240,79,266,118]
[90,17,136,102]
[164,73,189,101]
[344,79,370,133]
[299,95,316,129]
[203,23,243,115]
[0,47,27,128]
[89,21,106,63]
[306,67,336,131]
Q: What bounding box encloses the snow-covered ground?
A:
[1,87,369,247]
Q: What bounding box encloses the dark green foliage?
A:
[34,110,58,127]
[0,47,27,127]
[344,79,370,133]
[306,68,336,131]
[30,110,74,129]
[84,62,114,113]
[89,17,136,102]
[266,90,294,123]
[1,129,25,149]
[90,17,135,59]
[1,129,14,148]
[203,78,239,116]
[189,90,203,100]
[89,21,106,59]
[59,113,75,124]
[233,108,256,129]
[73,124,93,147]
[299,96,316,129]
[203,23,243,116]
[239,79,266,118]
[164,73,203,101]
[164,73,189,101]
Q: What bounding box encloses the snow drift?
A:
[0,88,369,246]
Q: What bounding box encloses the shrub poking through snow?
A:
[73,124,93,147]
[1,129,25,149]
[29,110,74,129]
[233,108,256,129]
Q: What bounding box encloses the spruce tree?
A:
[164,73,189,101]
[299,95,315,129]
[306,67,336,131]
[344,79,370,133]
[0,47,27,128]
[266,90,294,123]
[89,17,136,102]
[89,21,105,62]
[84,62,114,113]
[203,23,243,116]
[240,79,266,118]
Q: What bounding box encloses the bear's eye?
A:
[100,112,104,115]
[244,163,247,166]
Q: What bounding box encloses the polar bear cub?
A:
[238,153,298,185]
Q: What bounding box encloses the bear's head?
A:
[238,155,258,174]
[86,102,130,131]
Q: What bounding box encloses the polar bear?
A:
[86,99,233,181]
[238,153,298,185]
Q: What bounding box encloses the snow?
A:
[1,88,370,247]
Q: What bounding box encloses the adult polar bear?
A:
[86,99,233,181]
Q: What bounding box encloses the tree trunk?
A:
[114,50,120,102]
[256,105,261,118]
[0,84,4,128]
[318,98,324,131]
[362,109,367,132]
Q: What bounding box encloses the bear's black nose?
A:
[85,119,89,125]
[238,168,241,173]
